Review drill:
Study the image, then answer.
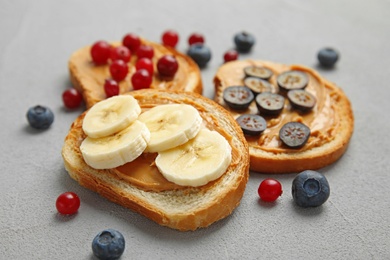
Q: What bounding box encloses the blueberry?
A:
[279,122,310,148]
[223,86,254,110]
[317,47,339,67]
[244,66,273,80]
[244,77,275,95]
[187,43,211,68]
[236,114,267,135]
[92,229,125,260]
[234,32,255,53]
[255,92,285,116]
[287,89,317,112]
[292,170,330,207]
[277,71,309,92]
[26,105,54,130]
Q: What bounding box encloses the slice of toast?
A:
[62,90,249,231]
[214,60,354,173]
[69,39,202,108]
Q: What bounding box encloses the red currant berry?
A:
[135,57,154,75]
[62,88,83,109]
[188,33,205,46]
[131,69,152,90]
[136,45,154,59]
[162,30,179,48]
[122,33,141,52]
[90,41,111,65]
[104,79,120,98]
[157,55,179,77]
[109,60,129,82]
[258,179,283,202]
[110,46,131,63]
[56,192,80,215]
[223,49,239,63]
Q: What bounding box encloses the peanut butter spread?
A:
[215,60,340,153]
[106,101,240,192]
[69,40,201,107]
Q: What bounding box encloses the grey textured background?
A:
[1,0,389,259]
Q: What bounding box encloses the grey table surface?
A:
[1,0,389,259]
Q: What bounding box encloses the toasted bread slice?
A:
[214,60,354,173]
[69,39,202,108]
[62,90,249,231]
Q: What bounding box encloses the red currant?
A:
[90,41,111,65]
[62,88,83,109]
[56,192,80,215]
[162,30,179,48]
[131,69,152,90]
[188,33,205,46]
[136,45,154,59]
[104,79,120,98]
[157,55,179,77]
[122,33,141,52]
[258,179,283,202]
[109,60,128,82]
[110,46,131,63]
[223,49,239,63]
[135,57,154,75]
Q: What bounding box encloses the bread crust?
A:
[69,39,203,108]
[214,60,354,173]
[62,90,249,231]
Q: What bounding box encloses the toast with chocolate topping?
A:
[214,59,354,173]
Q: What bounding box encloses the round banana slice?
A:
[83,95,141,138]
[138,104,202,153]
[155,129,232,187]
[80,120,150,169]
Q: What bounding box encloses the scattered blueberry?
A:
[187,43,211,68]
[318,47,339,68]
[92,229,125,260]
[255,92,285,116]
[234,32,255,53]
[292,170,330,207]
[279,122,310,148]
[277,70,309,91]
[287,89,317,112]
[26,105,54,130]
[236,114,267,135]
[223,86,254,110]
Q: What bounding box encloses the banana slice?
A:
[138,104,202,153]
[80,120,150,169]
[155,129,232,187]
[83,95,141,138]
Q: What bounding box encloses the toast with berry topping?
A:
[62,89,249,231]
[213,60,354,173]
[69,38,203,108]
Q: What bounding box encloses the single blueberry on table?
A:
[234,31,255,53]
[92,229,125,260]
[317,47,339,67]
[292,170,330,207]
[26,105,54,130]
[187,43,211,68]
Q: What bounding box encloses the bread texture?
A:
[62,90,249,231]
[214,60,354,173]
[69,39,203,108]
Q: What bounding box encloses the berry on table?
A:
[104,79,120,98]
[223,49,239,63]
[92,229,125,260]
[258,178,283,202]
[109,60,128,82]
[131,69,152,90]
[162,30,179,48]
[56,192,80,215]
[317,47,339,67]
[110,46,131,63]
[62,88,83,109]
[26,105,54,130]
[136,45,154,60]
[234,32,255,53]
[187,43,211,68]
[90,41,111,65]
[122,33,141,52]
[135,57,154,75]
[157,55,179,77]
[188,33,205,46]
